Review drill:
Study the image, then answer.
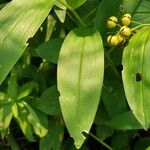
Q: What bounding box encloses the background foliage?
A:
[0,0,150,150]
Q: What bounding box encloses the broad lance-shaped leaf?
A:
[0,0,56,84]
[57,28,104,148]
[122,26,150,129]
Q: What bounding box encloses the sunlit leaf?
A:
[17,103,34,141]
[0,0,55,84]
[57,28,104,148]
[0,103,13,129]
[122,26,150,129]
[25,102,48,137]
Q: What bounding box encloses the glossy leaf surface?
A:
[122,26,150,129]
[0,0,55,84]
[57,28,104,148]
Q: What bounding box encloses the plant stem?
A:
[117,24,121,28]
[7,131,20,150]
[131,20,142,25]
[89,132,113,150]
[56,0,86,28]
[132,24,150,31]
[108,46,116,55]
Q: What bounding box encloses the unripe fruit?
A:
[116,34,125,44]
[121,14,132,26]
[107,35,119,46]
[107,16,118,28]
[120,26,131,37]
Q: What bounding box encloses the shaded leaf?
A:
[66,0,87,9]
[94,0,123,37]
[96,124,114,140]
[0,0,55,84]
[106,111,142,130]
[123,0,150,24]
[134,137,150,150]
[36,38,63,64]
[77,0,100,24]
[102,67,128,118]
[40,117,64,150]
[57,28,104,148]
[111,132,130,150]
[123,0,141,14]
[30,85,61,116]
[17,81,38,100]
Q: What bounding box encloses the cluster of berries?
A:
[107,14,132,46]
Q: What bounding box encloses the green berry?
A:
[107,16,118,28]
[120,26,131,37]
[107,35,119,46]
[121,14,132,26]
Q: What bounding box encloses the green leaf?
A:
[40,118,64,150]
[66,0,87,9]
[25,102,48,137]
[0,103,13,129]
[122,26,150,129]
[30,85,61,116]
[57,28,104,148]
[96,124,114,140]
[123,0,141,14]
[111,132,130,150]
[17,81,39,100]
[106,111,142,130]
[123,0,150,24]
[11,103,18,118]
[7,69,17,100]
[54,4,66,23]
[0,0,55,84]
[146,147,150,150]
[77,0,100,24]
[94,0,123,37]
[36,38,64,64]
[17,103,34,141]
[102,67,128,118]
[134,137,150,150]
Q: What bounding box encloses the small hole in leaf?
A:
[136,73,142,82]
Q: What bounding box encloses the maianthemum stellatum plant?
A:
[1,0,150,150]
